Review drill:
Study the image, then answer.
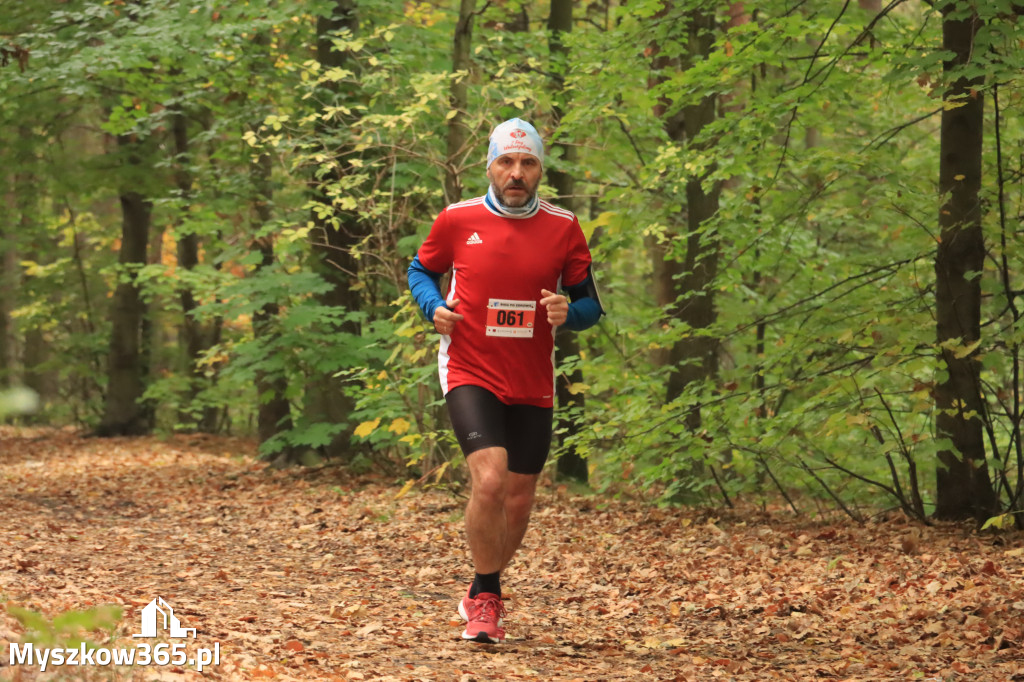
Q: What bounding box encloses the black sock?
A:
[469,571,501,598]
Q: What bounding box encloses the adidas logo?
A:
[466,232,483,245]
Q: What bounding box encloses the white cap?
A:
[486,118,544,168]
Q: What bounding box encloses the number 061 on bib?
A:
[485,298,536,338]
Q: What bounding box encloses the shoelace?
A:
[476,595,507,624]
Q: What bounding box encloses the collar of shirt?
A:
[485,185,540,219]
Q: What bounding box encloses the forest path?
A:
[1,428,1022,681]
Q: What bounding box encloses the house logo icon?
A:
[132,597,196,639]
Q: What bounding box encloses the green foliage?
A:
[347,296,460,476]
[0,387,39,418]
[10,209,115,423]
[546,0,1024,520]
[183,264,381,455]
[8,604,122,648]
[3,0,1024,520]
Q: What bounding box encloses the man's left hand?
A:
[540,289,568,327]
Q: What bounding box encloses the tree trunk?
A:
[0,140,19,389]
[647,6,687,374]
[0,246,11,388]
[444,0,476,204]
[241,31,295,457]
[650,6,722,419]
[548,0,588,484]
[171,107,220,432]
[303,0,363,462]
[667,151,721,414]
[5,127,56,412]
[250,144,295,453]
[97,135,153,436]
[0,218,13,395]
[933,7,998,521]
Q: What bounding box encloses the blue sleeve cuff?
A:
[564,296,602,332]
[563,274,604,332]
[407,255,446,321]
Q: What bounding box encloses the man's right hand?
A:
[433,299,464,336]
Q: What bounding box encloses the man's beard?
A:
[492,179,538,208]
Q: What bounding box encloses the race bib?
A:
[485,298,536,338]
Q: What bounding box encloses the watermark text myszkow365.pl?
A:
[8,597,220,673]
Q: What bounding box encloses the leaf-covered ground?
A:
[1,428,1023,681]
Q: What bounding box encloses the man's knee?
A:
[505,490,534,524]
[467,448,509,500]
[504,475,538,521]
[472,470,507,501]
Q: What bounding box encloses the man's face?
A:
[487,153,542,208]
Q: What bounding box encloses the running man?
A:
[407,118,604,643]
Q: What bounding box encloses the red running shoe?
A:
[458,591,506,643]
[458,587,504,625]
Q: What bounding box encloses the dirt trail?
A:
[1,428,1023,681]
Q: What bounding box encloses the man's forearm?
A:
[408,255,447,321]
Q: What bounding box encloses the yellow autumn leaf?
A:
[953,338,982,359]
[846,413,868,426]
[353,418,381,438]
[942,337,983,358]
[433,460,450,483]
[393,479,416,500]
[566,382,590,396]
[642,636,661,649]
[388,417,411,435]
[579,211,615,241]
[981,513,1013,531]
[394,322,418,338]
